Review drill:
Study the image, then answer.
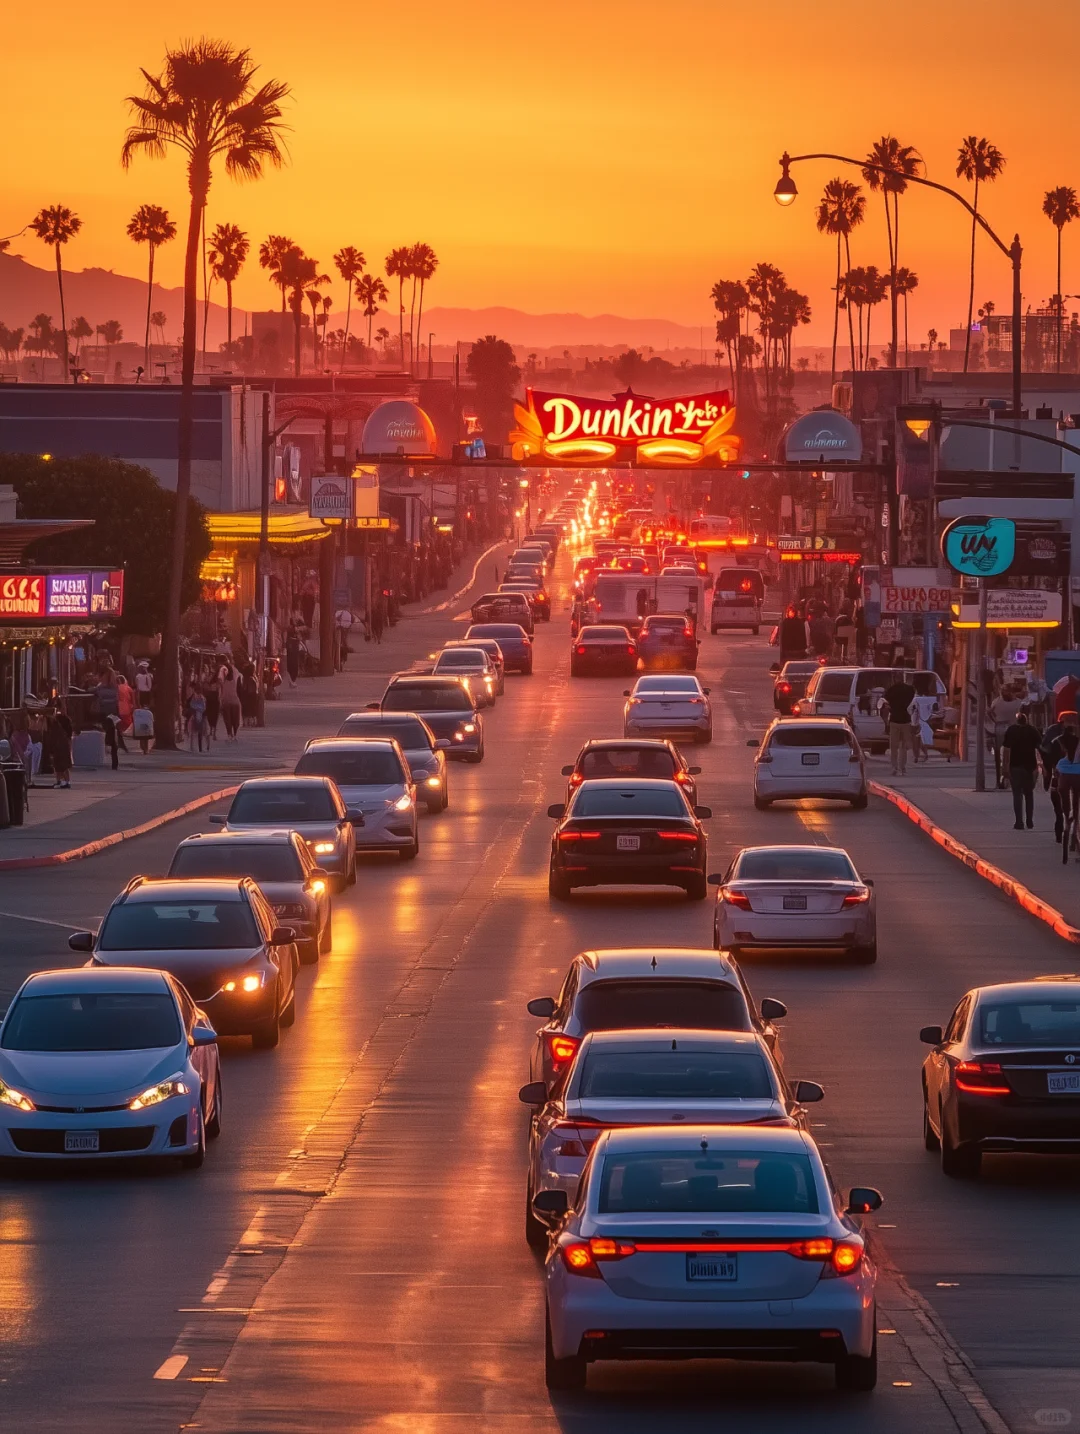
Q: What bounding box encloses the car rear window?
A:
[769,727,852,748]
[2,993,182,1052]
[295,749,405,785]
[598,1151,818,1214]
[734,849,856,881]
[636,676,700,692]
[230,786,337,822]
[98,901,259,951]
[781,663,819,678]
[170,844,304,882]
[582,628,631,641]
[337,718,431,748]
[581,748,676,779]
[571,788,687,818]
[813,673,855,700]
[384,683,471,712]
[979,1000,1080,1047]
[643,617,686,631]
[575,980,749,1033]
[577,1051,773,1100]
[435,650,485,668]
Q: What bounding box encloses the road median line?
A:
[869,780,1080,944]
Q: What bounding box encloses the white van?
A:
[799,667,946,751]
[710,592,761,633]
[655,573,706,627]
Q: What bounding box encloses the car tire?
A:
[346,861,357,887]
[426,794,443,814]
[280,990,297,1028]
[922,1086,940,1152]
[181,1109,206,1170]
[300,937,320,966]
[465,749,484,764]
[752,626,760,635]
[835,1328,877,1391]
[545,1309,587,1391]
[549,866,572,901]
[525,1184,548,1250]
[251,1012,280,1050]
[698,729,713,744]
[852,942,877,965]
[399,835,420,860]
[851,791,869,810]
[941,1125,981,1179]
[319,916,332,955]
[205,1083,222,1140]
[685,873,708,901]
[754,795,771,810]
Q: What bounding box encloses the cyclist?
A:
[1055,730,1080,862]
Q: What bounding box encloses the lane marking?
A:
[0,909,93,931]
[153,1355,188,1380]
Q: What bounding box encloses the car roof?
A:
[735,844,852,860]
[446,637,500,647]
[435,647,486,659]
[579,738,674,752]
[303,736,397,751]
[176,829,299,846]
[575,777,681,793]
[235,775,335,789]
[467,623,526,635]
[574,948,741,983]
[386,674,465,687]
[971,978,1080,1001]
[580,1028,765,1053]
[121,877,249,902]
[340,711,429,725]
[596,1124,811,1155]
[580,625,631,636]
[19,967,175,996]
[768,715,851,728]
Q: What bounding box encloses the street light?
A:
[774,150,1024,418]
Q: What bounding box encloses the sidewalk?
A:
[0,538,513,866]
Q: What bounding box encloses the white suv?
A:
[752,717,867,809]
[798,667,945,752]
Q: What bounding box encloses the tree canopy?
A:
[467,335,521,443]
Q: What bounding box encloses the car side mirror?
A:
[688,766,702,775]
[68,931,94,953]
[864,878,874,887]
[846,1187,883,1215]
[518,1081,548,1105]
[794,1079,825,1104]
[746,738,759,748]
[622,689,631,696]
[270,925,296,945]
[547,803,566,819]
[760,997,788,1021]
[919,1025,944,1045]
[527,996,557,1018]
[434,738,451,750]
[693,805,712,819]
[532,1189,569,1218]
[365,701,380,711]
[560,765,575,776]
[191,1025,218,1047]
[207,813,226,826]
[345,809,365,826]
[707,873,724,885]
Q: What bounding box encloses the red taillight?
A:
[568,771,584,786]
[559,830,601,842]
[778,682,792,695]
[544,1032,581,1067]
[658,830,698,841]
[575,645,586,655]
[791,703,802,717]
[841,888,871,906]
[627,646,636,656]
[683,624,694,637]
[955,1061,1010,1095]
[829,1240,864,1275]
[559,1241,601,1278]
[674,770,692,784]
[722,889,753,909]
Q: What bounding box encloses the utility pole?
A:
[257,390,296,726]
[973,580,988,792]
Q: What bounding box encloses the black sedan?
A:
[561,738,700,805]
[921,977,1080,1178]
[466,622,533,675]
[547,778,711,901]
[635,613,699,672]
[570,624,638,677]
[773,658,823,715]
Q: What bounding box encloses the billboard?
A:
[0,570,123,622]
[510,388,739,465]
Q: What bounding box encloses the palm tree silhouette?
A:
[208,222,249,352]
[355,274,389,352]
[29,205,82,381]
[260,235,296,312]
[410,243,439,376]
[710,280,748,395]
[151,309,168,353]
[893,267,919,365]
[29,314,55,378]
[274,246,319,375]
[862,137,923,368]
[955,137,1006,373]
[385,247,412,368]
[304,269,331,369]
[333,246,366,371]
[375,325,390,359]
[815,178,865,385]
[69,316,93,371]
[127,203,177,373]
[122,38,288,746]
[1043,186,1080,371]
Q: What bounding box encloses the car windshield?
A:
[644,617,686,631]
[770,727,851,748]
[979,1000,1080,1047]
[435,651,485,668]
[231,786,337,823]
[583,628,630,642]
[577,1051,773,1100]
[295,750,404,785]
[581,748,676,779]
[384,684,471,712]
[575,980,749,1033]
[2,993,182,1052]
[98,901,259,950]
[635,677,700,693]
[571,788,687,818]
[171,844,303,882]
[734,849,857,881]
[598,1151,818,1214]
[338,719,431,748]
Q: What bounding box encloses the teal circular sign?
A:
[942,516,1016,577]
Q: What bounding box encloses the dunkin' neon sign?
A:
[510,387,740,465]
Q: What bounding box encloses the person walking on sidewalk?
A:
[990,682,1024,790]
[44,712,72,788]
[1043,710,1079,839]
[1002,711,1043,830]
[96,670,125,771]
[219,662,242,741]
[882,673,917,776]
[285,626,302,688]
[1055,731,1080,859]
[135,660,153,707]
[185,684,208,753]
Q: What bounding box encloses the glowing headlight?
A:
[452,731,465,741]
[222,973,265,994]
[313,841,336,855]
[129,1076,188,1110]
[462,723,477,733]
[393,793,413,811]
[0,1081,35,1112]
[425,776,442,787]
[306,878,327,895]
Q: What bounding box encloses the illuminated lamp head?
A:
[774,153,798,207]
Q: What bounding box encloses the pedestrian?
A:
[219,662,242,740]
[96,669,124,771]
[204,665,221,738]
[117,672,136,745]
[910,680,941,764]
[1003,710,1043,830]
[335,606,354,670]
[185,684,208,753]
[134,660,153,707]
[370,594,386,645]
[1056,730,1080,859]
[239,664,259,727]
[777,606,810,663]
[989,682,1024,790]
[834,607,856,662]
[44,712,72,789]
[1053,670,1080,719]
[882,672,917,776]
[285,626,302,687]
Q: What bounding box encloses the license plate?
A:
[1047,1071,1080,1094]
[64,1131,99,1153]
[801,752,820,765]
[617,835,641,851]
[783,894,808,911]
[687,1254,737,1282]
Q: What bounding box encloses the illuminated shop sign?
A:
[510,388,740,466]
[0,570,124,621]
[0,576,45,617]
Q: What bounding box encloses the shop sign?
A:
[510,388,739,466]
[310,475,354,520]
[777,535,837,552]
[354,516,391,529]
[91,571,124,616]
[942,515,1015,577]
[0,575,44,617]
[47,573,91,617]
[0,570,124,621]
[954,589,1062,628]
[880,566,955,615]
[782,409,863,464]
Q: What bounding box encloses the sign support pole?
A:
[974,579,988,793]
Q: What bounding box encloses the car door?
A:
[253,889,295,1001]
[173,978,217,1110]
[929,995,970,1116]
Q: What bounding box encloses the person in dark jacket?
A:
[45,712,73,788]
[778,607,810,662]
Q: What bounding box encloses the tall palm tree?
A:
[710,279,748,394]
[893,267,919,365]
[862,137,923,368]
[207,222,249,350]
[355,273,388,350]
[260,234,295,311]
[126,203,177,373]
[955,137,1006,372]
[385,246,411,368]
[69,316,93,370]
[410,243,439,375]
[304,268,331,368]
[151,309,168,352]
[333,246,365,370]
[29,205,82,381]
[1043,186,1080,372]
[815,178,865,385]
[122,38,289,747]
[275,246,318,374]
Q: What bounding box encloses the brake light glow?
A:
[658,830,698,841]
[777,682,792,695]
[575,645,586,656]
[558,830,601,842]
[955,1061,1010,1095]
[722,889,753,909]
[545,1032,581,1067]
[571,1236,863,1275]
[674,770,692,784]
[842,888,871,906]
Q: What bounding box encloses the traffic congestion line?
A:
[869,779,1080,944]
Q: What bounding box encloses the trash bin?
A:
[2,764,26,826]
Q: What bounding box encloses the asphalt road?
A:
[1,554,1078,1433]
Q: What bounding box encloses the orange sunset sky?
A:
[3,0,1080,346]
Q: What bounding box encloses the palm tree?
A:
[29,314,55,377]
[710,279,748,394]
[1043,186,1080,371]
[862,137,923,368]
[122,38,289,747]
[304,269,331,368]
[815,178,866,384]
[955,137,1006,372]
[375,325,390,361]
[410,243,439,375]
[926,328,938,371]
[385,246,412,368]
[29,205,82,381]
[151,309,168,353]
[207,222,249,350]
[893,267,919,365]
[274,246,319,374]
[99,319,124,376]
[333,246,365,371]
[127,203,177,373]
[69,316,93,370]
[356,273,388,350]
[259,234,295,311]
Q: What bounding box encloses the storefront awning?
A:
[206,509,332,546]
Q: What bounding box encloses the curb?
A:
[0,785,240,871]
[416,540,510,615]
[869,780,1080,944]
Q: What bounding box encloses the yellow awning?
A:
[206,509,332,546]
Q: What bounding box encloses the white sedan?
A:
[623,675,713,744]
[751,717,867,808]
[0,967,221,1167]
[539,1125,882,1392]
[712,844,876,963]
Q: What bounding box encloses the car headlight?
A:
[222,973,265,994]
[129,1075,188,1111]
[273,902,307,917]
[392,793,413,811]
[462,722,477,733]
[305,878,327,896]
[312,841,336,855]
[0,1080,35,1112]
[452,730,465,741]
[425,775,442,787]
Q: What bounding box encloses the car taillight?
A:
[674,770,692,784]
[683,624,694,637]
[722,889,753,909]
[842,888,871,906]
[687,697,704,705]
[568,772,584,786]
[658,830,698,841]
[544,1032,581,1067]
[575,645,586,655]
[790,703,802,717]
[955,1061,1010,1095]
[626,646,636,656]
[559,1241,601,1277]
[558,830,601,842]
[778,682,792,695]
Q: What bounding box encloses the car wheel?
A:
[545,1308,587,1391]
[280,989,297,1028]
[754,795,771,810]
[852,942,877,965]
[251,1011,280,1050]
[698,729,713,745]
[922,1086,940,1152]
[399,835,420,860]
[300,937,320,966]
[426,794,443,814]
[346,860,357,887]
[549,866,572,901]
[851,791,869,810]
[525,1183,548,1250]
[835,1328,877,1391]
[181,1108,206,1170]
[685,873,707,901]
[319,915,332,955]
[205,1082,222,1140]
[941,1125,981,1179]
[752,626,760,635]
[465,749,484,764]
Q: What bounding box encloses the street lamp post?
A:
[774,152,1024,419]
